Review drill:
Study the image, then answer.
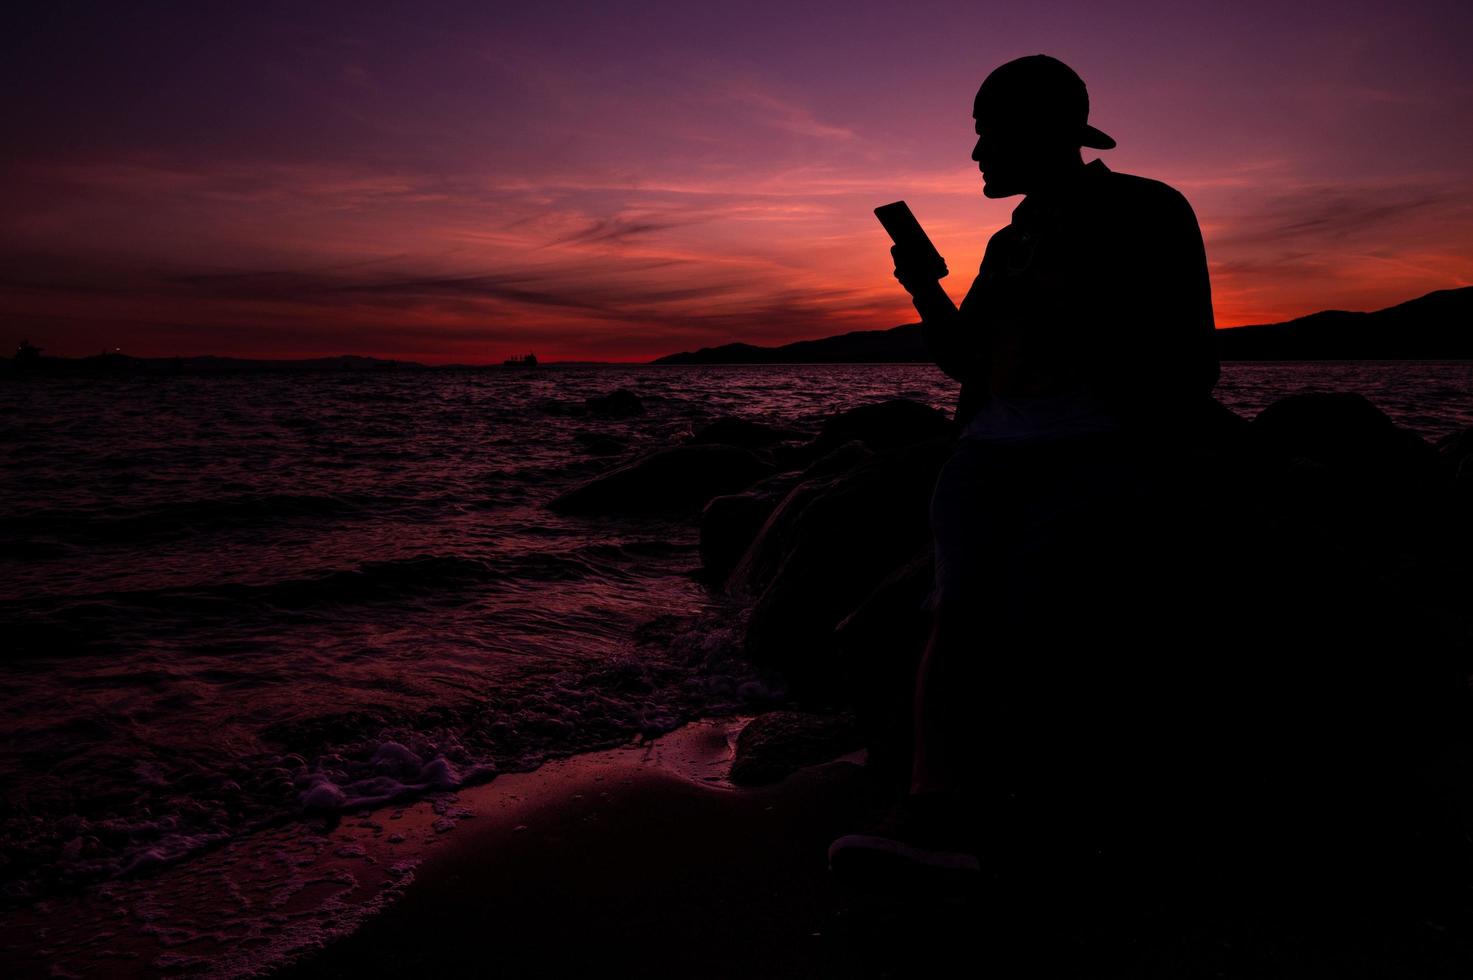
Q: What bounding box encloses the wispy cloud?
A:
[1211,184,1452,249]
[708,81,859,142]
[541,216,697,248]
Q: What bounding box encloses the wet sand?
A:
[271,718,878,979]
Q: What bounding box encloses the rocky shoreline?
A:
[553,386,1473,935]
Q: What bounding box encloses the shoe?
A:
[827,792,983,883]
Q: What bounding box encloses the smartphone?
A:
[874,201,948,279]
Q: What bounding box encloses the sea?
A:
[2,361,1471,967]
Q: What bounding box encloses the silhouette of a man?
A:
[830,54,1222,878]
[917,54,1219,435]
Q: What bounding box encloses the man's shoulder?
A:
[983,221,1022,253]
[1097,167,1194,215]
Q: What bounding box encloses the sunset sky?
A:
[4,0,1471,362]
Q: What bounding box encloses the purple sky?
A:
[4,0,1471,361]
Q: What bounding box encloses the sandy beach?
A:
[265,718,879,979]
[3,717,879,979]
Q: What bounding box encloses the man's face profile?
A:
[972,105,1082,199]
[971,115,1033,199]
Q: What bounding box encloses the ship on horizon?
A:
[502,352,538,367]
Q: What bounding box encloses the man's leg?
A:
[908,433,1159,823]
[908,605,959,798]
[908,438,1019,806]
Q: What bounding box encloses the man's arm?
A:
[1094,186,1218,426]
[893,238,988,388]
[1180,193,1221,396]
[1154,188,1219,400]
[910,279,972,383]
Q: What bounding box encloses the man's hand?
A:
[892,242,958,330]
[891,243,949,297]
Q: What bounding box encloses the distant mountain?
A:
[652,287,1473,364]
[652,323,930,365]
[1213,286,1472,359]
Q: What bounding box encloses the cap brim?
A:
[1081,124,1116,150]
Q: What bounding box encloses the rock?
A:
[798,439,874,479]
[1251,392,1447,486]
[805,398,954,458]
[548,444,774,514]
[584,388,645,418]
[1250,391,1456,595]
[572,431,627,456]
[699,492,779,585]
[740,437,953,698]
[725,474,845,600]
[1435,425,1473,504]
[724,446,914,605]
[699,443,878,588]
[728,710,862,786]
[832,550,935,795]
[690,417,806,449]
[1435,424,1473,469]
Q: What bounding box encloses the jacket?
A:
[927,158,1221,435]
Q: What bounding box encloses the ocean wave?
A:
[0,491,393,546]
[0,605,770,905]
[1,543,700,656]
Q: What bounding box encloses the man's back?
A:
[947,159,1220,435]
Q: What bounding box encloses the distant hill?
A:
[652,286,1473,364]
[1213,286,1472,359]
[652,323,930,365]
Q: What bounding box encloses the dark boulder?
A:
[832,549,935,795]
[726,474,845,600]
[1436,425,1473,502]
[584,388,645,418]
[690,417,807,450]
[728,710,862,786]
[805,398,954,458]
[740,437,953,698]
[699,492,778,585]
[548,444,773,515]
[700,441,879,589]
[769,438,876,511]
[797,439,874,479]
[1435,424,1473,469]
[1250,392,1457,598]
[723,447,887,599]
[1438,426,1473,551]
[1251,391,1447,486]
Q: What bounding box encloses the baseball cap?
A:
[974,54,1116,150]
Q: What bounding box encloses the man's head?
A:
[972,54,1114,199]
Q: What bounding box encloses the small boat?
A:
[14,339,43,364]
[502,352,538,367]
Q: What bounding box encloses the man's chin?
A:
[982,180,1021,199]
